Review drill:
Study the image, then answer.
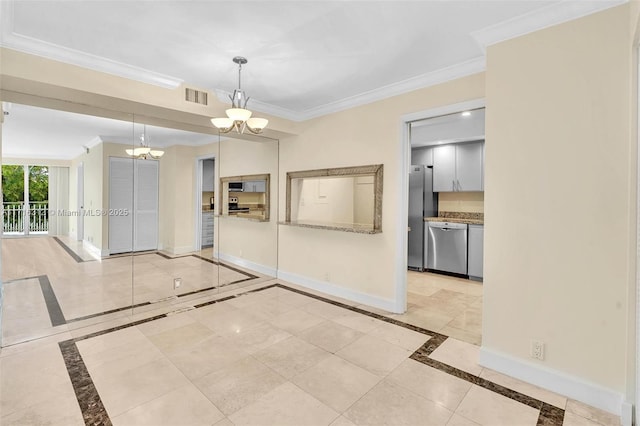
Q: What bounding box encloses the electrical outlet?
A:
[173,278,182,290]
[530,340,544,360]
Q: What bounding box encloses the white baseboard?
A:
[479,346,625,417]
[169,245,196,256]
[82,240,106,259]
[277,269,397,313]
[217,252,277,277]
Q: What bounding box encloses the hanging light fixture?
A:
[211,56,268,135]
[125,125,164,159]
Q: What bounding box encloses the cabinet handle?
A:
[452,180,455,191]
[457,180,461,191]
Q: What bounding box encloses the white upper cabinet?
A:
[433,141,484,192]
[203,160,214,192]
[455,142,483,191]
[433,144,457,192]
[244,180,266,193]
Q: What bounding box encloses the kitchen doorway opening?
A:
[195,156,216,255]
[399,99,485,346]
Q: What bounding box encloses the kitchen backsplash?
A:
[438,211,484,221]
[438,192,484,213]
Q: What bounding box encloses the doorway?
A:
[195,156,216,255]
[1,164,49,236]
[399,99,485,346]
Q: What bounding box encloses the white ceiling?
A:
[0,0,626,160]
[1,103,217,160]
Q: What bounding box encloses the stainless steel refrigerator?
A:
[408,165,438,271]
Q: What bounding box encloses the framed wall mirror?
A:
[219,174,270,221]
[285,164,383,233]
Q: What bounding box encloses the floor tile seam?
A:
[281,378,343,421]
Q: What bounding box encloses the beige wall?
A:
[68,143,103,249]
[484,3,634,396]
[438,192,484,214]
[278,72,485,301]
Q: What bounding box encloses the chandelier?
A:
[125,125,164,159]
[211,56,268,135]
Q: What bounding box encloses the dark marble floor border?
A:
[58,282,564,426]
[38,275,67,326]
[155,251,259,280]
[53,237,88,263]
[66,276,261,324]
[8,248,260,328]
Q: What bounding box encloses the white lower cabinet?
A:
[468,224,484,280]
[202,211,214,247]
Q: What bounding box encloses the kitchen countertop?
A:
[424,217,483,225]
[424,211,484,225]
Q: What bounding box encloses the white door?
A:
[109,158,134,254]
[109,157,158,254]
[133,160,159,251]
[109,157,159,254]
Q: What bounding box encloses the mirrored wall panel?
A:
[0,103,137,345]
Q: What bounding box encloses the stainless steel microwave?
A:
[229,181,244,192]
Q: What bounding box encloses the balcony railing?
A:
[3,202,49,233]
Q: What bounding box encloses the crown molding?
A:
[217,57,486,122]
[300,57,486,121]
[0,2,183,89]
[471,0,628,52]
[214,89,304,122]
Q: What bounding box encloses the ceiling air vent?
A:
[185,88,208,106]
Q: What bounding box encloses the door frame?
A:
[76,162,84,241]
[396,98,485,314]
[193,154,216,252]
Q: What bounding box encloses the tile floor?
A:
[1,236,264,345]
[0,238,622,425]
[0,281,622,426]
[401,271,483,345]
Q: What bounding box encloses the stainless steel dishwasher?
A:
[427,221,468,275]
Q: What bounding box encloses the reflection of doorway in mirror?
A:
[353,176,374,226]
[293,176,374,227]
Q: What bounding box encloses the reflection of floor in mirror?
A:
[0,281,618,426]
[0,236,263,344]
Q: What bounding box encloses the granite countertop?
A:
[424,211,484,225]
[279,221,381,234]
